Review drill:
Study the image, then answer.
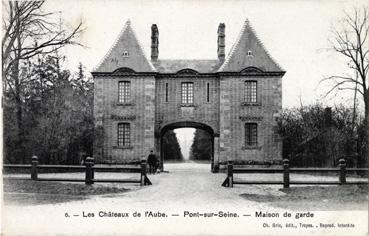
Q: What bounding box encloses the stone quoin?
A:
[92,19,285,171]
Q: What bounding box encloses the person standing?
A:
[147,150,157,174]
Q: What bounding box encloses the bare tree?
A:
[2,0,83,162]
[323,7,369,164]
[2,1,83,88]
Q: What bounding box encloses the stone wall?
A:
[219,75,282,162]
[155,77,220,134]
[94,74,282,165]
[93,75,155,163]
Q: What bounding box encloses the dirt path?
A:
[100,162,277,210]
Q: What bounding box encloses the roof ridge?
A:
[218,19,248,72]
[157,59,219,61]
[93,20,130,72]
[247,22,284,71]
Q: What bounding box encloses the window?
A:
[118,81,130,103]
[245,81,257,103]
[117,123,130,146]
[181,82,193,104]
[245,123,258,146]
[165,83,169,102]
[123,51,129,57]
[206,83,210,102]
[247,50,253,57]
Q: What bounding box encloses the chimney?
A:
[151,24,159,61]
[217,23,225,62]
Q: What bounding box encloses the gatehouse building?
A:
[92,19,285,171]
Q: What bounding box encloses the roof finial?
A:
[126,19,131,25]
[245,18,249,25]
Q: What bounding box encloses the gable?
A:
[218,20,284,73]
[93,20,156,73]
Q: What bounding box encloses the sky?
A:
[44,0,367,156]
[45,0,367,109]
[174,128,194,160]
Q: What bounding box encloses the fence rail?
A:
[222,159,368,188]
[4,156,152,186]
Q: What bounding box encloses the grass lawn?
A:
[3,178,129,205]
[240,185,368,210]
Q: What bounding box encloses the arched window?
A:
[247,50,253,57]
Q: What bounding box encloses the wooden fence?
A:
[4,156,152,186]
[222,159,368,188]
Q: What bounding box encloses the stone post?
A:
[141,160,147,186]
[283,159,290,188]
[212,135,220,173]
[31,155,38,180]
[85,157,94,185]
[227,160,233,188]
[339,158,346,184]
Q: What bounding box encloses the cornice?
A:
[92,71,286,78]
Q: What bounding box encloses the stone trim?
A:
[92,72,157,77]
[179,104,197,108]
[112,146,134,150]
[242,146,262,150]
[239,116,263,121]
[241,102,262,107]
[111,114,136,120]
[176,68,199,75]
[92,71,285,77]
[116,102,135,107]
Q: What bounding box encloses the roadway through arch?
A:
[158,121,215,172]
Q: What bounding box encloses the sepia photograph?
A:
[1,0,368,235]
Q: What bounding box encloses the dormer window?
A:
[123,51,129,57]
[247,50,253,57]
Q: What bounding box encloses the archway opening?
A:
[159,122,214,171]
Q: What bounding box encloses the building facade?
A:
[92,20,285,170]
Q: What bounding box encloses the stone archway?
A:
[158,121,215,172]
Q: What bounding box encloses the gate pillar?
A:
[213,134,220,172]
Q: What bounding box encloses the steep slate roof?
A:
[218,19,284,72]
[152,60,221,73]
[93,20,156,73]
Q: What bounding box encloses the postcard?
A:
[2,0,368,235]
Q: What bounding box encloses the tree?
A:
[2,0,83,163]
[323,7,369,165]
[278,104,366,167]
[2,1,83,82]
[162,131,183,161]
[3,55,94,164]
[190,129,212,161]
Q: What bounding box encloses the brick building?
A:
[92,19,285,171]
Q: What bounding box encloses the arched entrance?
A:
[158,121,215,172]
